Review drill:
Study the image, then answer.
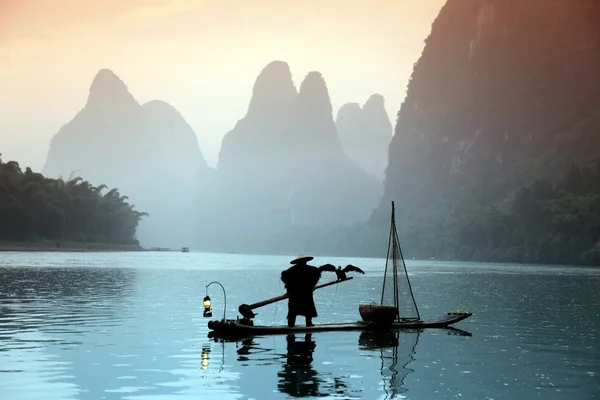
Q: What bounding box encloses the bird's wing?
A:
[318,263,337,272]
[343,264,365,274]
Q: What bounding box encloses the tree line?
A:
[423,161,600,266]
[0,155,147,245]
[4,151,599,265]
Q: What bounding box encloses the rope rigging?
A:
[381,201,421,321]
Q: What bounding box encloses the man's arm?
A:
[311,267,322,286]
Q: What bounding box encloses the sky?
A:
[0,0,445,169]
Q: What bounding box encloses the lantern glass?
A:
[203,295,212,318]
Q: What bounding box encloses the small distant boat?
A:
[208,201,472,337]
[181,247,189,253]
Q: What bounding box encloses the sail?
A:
[380,201,420,321]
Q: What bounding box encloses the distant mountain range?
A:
[43,64,389,251]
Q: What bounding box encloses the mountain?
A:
[205,61,297,250]
[290,72,381,226]
[374,0,600,261]
[336,94,393,180]
[43,69,208,248]
[201,61,382,252]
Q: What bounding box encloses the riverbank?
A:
[0,241,176,252]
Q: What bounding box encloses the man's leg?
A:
[306,316,314,327]
[288,314,296,328]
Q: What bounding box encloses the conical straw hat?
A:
[290,253,314,264]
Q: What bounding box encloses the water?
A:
[0,252,599,400]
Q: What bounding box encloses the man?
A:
[281,254,322,327]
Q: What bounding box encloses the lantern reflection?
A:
[201,344,211,370]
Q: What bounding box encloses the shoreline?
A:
[1,243,597,267]
[0,241,176,253]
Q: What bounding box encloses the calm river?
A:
[0,252,599,399]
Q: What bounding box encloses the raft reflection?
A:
[209,327,470,399]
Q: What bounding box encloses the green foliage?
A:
[0,154,147,245]
[380,161,600,266]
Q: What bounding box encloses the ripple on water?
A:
[0,253,599,400]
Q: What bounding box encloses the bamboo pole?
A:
[238,277,353,319]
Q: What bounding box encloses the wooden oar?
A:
[238,277,353,319]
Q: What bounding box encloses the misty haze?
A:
[1,1,599,399]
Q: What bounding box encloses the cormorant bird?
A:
[319,264,365,281]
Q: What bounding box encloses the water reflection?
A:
[201,343,211,371]
[0,267,136,328]
[0,266,139,400]
[209,327,476,399]
[225,333,361,398]
[359,330,418,399]
[277,334,319,397]
[236,337,278,365]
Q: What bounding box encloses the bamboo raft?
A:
[208,312,472,336]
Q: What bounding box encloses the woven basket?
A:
[359,304,398,325]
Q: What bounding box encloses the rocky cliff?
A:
[336,94,393,180]
[43,69,208,247]
[290,72,381,226]
[203,61,382,251]
[374,0,600,259]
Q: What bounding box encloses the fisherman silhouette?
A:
[281,254,322,327]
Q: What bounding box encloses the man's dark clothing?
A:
[281,263,321,326]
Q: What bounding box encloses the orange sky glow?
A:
[0,0,445,169]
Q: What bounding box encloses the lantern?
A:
[203,295,212,318]
[204,281,227,321]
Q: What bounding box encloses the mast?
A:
[391,203,400,316]
[380,204,394,305]
[381,201,421,321]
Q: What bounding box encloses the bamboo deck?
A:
[208,312,472,337]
